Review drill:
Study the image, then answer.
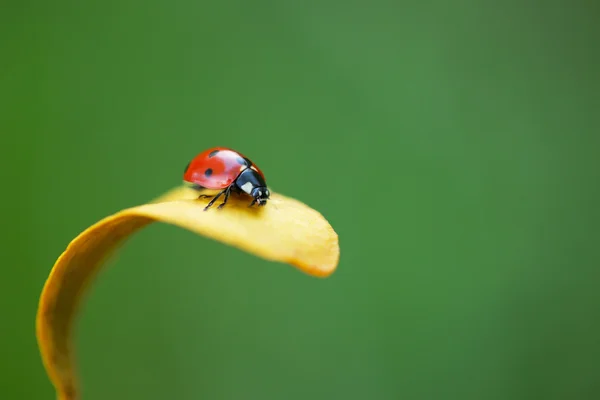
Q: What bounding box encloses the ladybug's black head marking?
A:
[251,187,270,206]
[234,168,269,207]
[235,156,250,166]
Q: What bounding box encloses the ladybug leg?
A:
[203,190,226,211]
[192,184,214,199]
[216,187,232,210]
[248,198,257,208]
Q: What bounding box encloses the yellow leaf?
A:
[36,185,340,400]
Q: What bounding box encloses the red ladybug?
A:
[183,147,270,211]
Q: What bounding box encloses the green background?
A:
[2,1,599,399]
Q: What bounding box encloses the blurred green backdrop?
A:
[2,0,599,399]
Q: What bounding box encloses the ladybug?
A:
[183,147,270,211]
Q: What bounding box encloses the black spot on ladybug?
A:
[184,161,190,173]
[208,150,220,158]
[236,156,252,166]
[204,168,213,177]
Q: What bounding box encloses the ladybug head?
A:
[235,168,270,206]
[251,187,270,206]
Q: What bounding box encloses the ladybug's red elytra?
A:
[183,147,270,211]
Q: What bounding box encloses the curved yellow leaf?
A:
[36,186,339,400]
